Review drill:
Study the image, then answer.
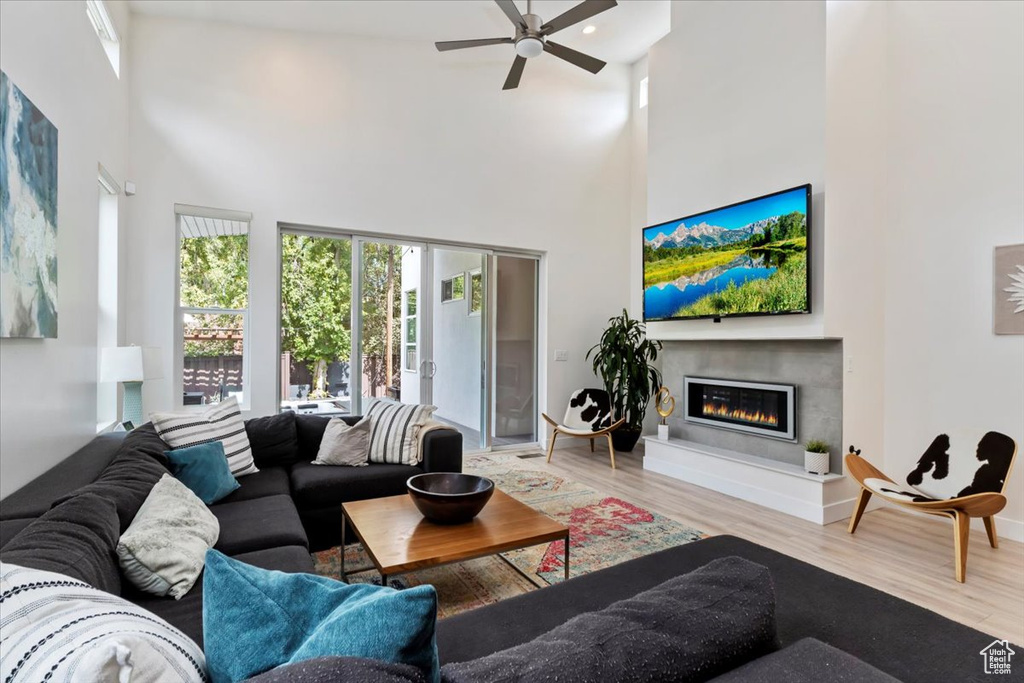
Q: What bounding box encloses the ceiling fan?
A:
[435,0,618,90]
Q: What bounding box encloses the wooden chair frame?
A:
[542,413,625,469]
[846,443,1018,583]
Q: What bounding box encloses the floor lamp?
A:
[100,346,162,427]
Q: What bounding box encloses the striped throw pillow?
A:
[151,397,258,477]
[365,400,437,466]
[0,563,208,682]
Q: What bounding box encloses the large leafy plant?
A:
[587,309,663,432]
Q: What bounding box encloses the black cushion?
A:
[211,495,308,554]
[51,444,171,533]
[245,657,428,683]
[440,556,777,683]
[118,422,172,466]
[289,461,422,510]
[422,429,463,474]
[131,544,315,648]
[246,412,300,468]
[216,467,291,504]
[710,638,899,683]
[0,433,124,519]
[0,493,122,595]
[0,518,34,550]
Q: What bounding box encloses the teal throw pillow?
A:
[202,550,439,683]
[165,441,239,504]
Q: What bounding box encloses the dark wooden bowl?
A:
[406,473,495,524]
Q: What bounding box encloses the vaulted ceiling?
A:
[128,0,670,64]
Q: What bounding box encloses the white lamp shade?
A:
[100,346,163,382]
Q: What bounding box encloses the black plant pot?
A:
[611,427,642,453]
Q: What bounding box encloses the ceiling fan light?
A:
[515,37,544,59]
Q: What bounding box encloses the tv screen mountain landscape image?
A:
[643,185,810,321]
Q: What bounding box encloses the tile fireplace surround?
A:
[659,339,843,473]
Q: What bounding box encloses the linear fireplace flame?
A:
[685,377,796,441]
[701,402,779,427]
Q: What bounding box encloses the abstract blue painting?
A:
[1,70,58,338]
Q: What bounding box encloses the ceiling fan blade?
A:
[435,37,514,52]
[495,0,526,28]
[503,56,527,90]
[543,40,606,74]
[541,0,617,35]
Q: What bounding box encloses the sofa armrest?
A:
[422,429,462,473]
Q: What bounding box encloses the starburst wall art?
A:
[994,244,1024,335]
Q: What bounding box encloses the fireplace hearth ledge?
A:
[642,436,867,526]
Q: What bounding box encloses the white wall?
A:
[823,0,888,504]
[0,1,130,498]
[882,0,1024,534]
[645,0,826,341]
[125,16,633,437]
[644,0,1024,537]
[629,56,648,321]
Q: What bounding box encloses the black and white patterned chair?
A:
[542,388,624,469]
[846,431,1018,582]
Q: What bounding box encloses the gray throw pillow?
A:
[116,474,220,599]
[440,556,778,683]
[313,416,371,467]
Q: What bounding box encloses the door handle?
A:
[427,360,437,379]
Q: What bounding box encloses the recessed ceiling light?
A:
[582,25,596,35]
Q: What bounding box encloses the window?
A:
[469,269,483,315]
[404,289,418,371]
[441,274,465,303]
[86,0,120,77]
[639,76,649,109]
[176,206,251,408]
[96,165,119,429]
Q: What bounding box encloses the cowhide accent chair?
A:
[543,388,624,469]
[846,431,1018,582]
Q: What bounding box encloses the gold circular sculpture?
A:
[655,386,675,424]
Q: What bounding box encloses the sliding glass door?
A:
[354,238,423,413]
[493,254,538,446]
[279,232,353,415]
[421,246,488,450]
[278,229,538,450]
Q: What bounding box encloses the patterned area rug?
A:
[312,452,706,618]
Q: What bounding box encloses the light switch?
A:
[554,349,568,362]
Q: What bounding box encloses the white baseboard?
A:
[822,494,886,525]
[994,515,1024,544]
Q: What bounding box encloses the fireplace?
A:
[684,377,796,441]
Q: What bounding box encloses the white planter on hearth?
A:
[804,450,830,475]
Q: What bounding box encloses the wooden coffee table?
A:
[341,489,569,585]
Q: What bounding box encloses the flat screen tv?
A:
[642,184,811,322]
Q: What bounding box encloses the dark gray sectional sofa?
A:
[2,413,1017,683]
[0,411,463,646]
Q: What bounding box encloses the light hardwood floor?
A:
[530,440,1024,644]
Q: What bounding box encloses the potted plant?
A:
[804,439,830,475]
[587,309,662,452]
